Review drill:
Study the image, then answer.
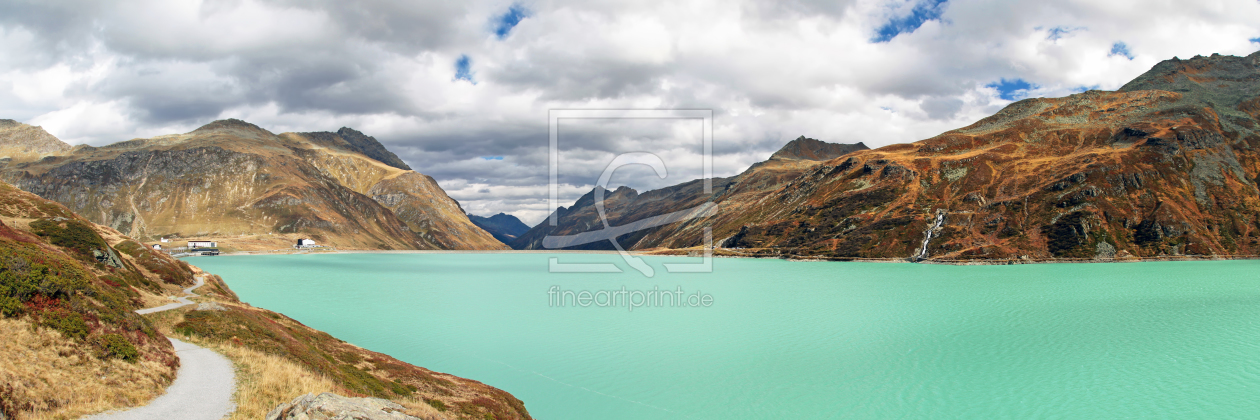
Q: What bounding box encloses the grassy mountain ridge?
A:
[0,119,504,251]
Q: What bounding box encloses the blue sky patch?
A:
[1073,85,1100,93]
[1045,26,1084,41]
[1109,42,1133,59]
[454,55,475,84]
[481,156,504,160]
[494,4,530,39]
[872,0,948,43]
[986,78,1036,101]
[1251,37,1260,44]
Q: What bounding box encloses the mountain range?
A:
[516,51,1260,261]
[0,119,505,251]
[5,51,1259,261]
[511,136,870,250]
[469,213,532,245]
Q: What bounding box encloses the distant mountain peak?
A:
[191,118,275,137]
[1118,50,1260,109]
[769,136,868,161]
[0,119,72,160]
[337,126,367,137]
[469,212,531,245]
[332,127,412,170]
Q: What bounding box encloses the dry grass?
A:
[136,288,178,309]
[145,300,522,420]
[158,322,454,420]
[127,305,316,418]
[209,343,447,420]
[212,343,337,420]
[396,396,456,420]
[144,306,336,419]
[0,318,175,420]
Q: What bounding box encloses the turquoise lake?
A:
[191,254,1260,419]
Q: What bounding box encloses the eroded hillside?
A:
[719,52,1260,260]
[0,119,504,250]
[519,52,1260,261]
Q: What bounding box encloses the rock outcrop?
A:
[266,393,424,420]
[295,127,412,171]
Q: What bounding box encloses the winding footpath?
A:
[84,276,237,420]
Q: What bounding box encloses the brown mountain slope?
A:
[519,51,1260,261]
[770,136,868,161]
[310,127,413,171]
[715,51,1260,260]
[0,119,504,250]
[283,130,505,250]
[511,137,869,250]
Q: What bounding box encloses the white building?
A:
[188,240,217,248]
[151,244,163,250]
[296,238,318,248]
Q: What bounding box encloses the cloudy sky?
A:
[2,0,1258,225]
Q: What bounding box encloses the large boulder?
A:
[265,392,421,420]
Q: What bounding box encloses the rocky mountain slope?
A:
[468,213,531,245]
[518,51,1260,261]
[0,119,504,250]
[768,136,868,161]
[511,136,869,250]
[294,127,412,171]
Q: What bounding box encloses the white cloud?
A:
[2,0,1259,220]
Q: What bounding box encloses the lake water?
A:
[191,254,1260,419]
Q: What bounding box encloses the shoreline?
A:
[200,248,1260,266]
[208,249,629,256]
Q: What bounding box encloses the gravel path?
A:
[135,277,203,314]
[83,276,237,420]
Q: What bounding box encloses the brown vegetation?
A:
[1,174,530,419]
[519,52,1260,262]
[0,182,182,419]
[143,294,531,420]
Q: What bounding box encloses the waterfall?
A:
[913,211,946,261]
